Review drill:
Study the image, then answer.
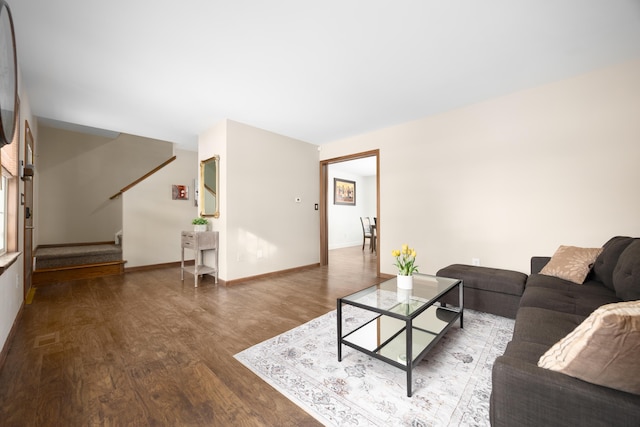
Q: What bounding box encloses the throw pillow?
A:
[612,240,640,301]
[540,245,603,284]
[538,300,640,395]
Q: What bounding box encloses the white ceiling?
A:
[10,1,640,151]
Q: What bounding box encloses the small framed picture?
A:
[334,178,356,206]
[172,185,189,200]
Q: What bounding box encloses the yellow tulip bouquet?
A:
[392,244,419,276]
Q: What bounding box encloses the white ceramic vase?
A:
[397,274,413,290]
[396,287,412,303]
[194,224,207,232]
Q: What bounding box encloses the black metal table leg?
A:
[337,299,342,361]
[406,319,413,397]
[459,280,464,329]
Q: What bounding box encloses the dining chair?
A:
[371,219,377,253]
[360,217,373,251]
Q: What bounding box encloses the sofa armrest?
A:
[530,256,550,274]
[490,355,640,427]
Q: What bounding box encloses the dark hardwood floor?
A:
[0,246,381,426]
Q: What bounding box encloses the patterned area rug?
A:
[235,306,514,426]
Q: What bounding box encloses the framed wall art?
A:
[172,185,189,200]
[334,178,355,206]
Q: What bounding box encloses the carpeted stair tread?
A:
[35,244,123,270]
[36,244,121,259]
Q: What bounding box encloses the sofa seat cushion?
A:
[519,285,620,316]
[503,340,553,365]
[491,353,640,427]
[512,307,586,347]
[526,273,616,296]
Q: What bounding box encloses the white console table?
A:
[181,230,219,287]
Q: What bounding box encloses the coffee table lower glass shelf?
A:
[337,274,463,397]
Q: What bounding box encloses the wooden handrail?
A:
[110,156,177,200]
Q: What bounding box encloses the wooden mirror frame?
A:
[0,1,17,147]
[199,155,219,218]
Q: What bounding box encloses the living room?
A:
[0,1,639,425]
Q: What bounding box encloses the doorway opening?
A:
[319,149,380,277]
[23,120,35,298]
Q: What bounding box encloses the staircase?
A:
[33,243,125,286]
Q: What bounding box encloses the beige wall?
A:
[199,120,320,281]
[320,59,640,274]
[37,128,174,244]
[122,149,199,268]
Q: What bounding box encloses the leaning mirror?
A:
[0,1,18,147]
[199,155,219,218]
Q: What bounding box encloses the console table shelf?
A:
[181,230,219,287]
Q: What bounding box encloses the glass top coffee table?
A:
[337,273,463,397]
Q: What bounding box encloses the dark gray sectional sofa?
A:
[490,236,640,426]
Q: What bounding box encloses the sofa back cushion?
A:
[612,239,640,301]
[538,300,640,395]
[593,236,635,290]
